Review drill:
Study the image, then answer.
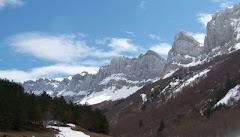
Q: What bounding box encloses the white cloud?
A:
[8,32,92,63]
[188,32,206,45]
[220,1,235,8]
[95,37,110,45]
[212,0,238,8]
[4,32,141,82]
[77,33,88,38]
[149,34,161,41]
[80,59,110,67]
[94,38,139,57]
[0,64,99,82]
[0,0,24,9]
[197,13,213,27]
[108,38,138,52]
[91,50,120,58]
[150,43,172,56]
[125,31,135,36]
[139,1,146,10]
[8,32,140,63]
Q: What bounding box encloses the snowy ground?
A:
[80,85,141,105]
[47,124,90,137]
[162,69,178,79]
[215,85,240,106]
[174,69,210,93]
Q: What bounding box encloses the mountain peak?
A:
[174,31,199,44]
[204,3,240,52]
[144,50,160,57]
[167,31,203,65]
[138,50,163,60]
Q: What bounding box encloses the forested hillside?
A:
[0,79,109,134]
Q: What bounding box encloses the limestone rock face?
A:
[168,31,203,64]
[204,4,240,53]
[98,50,166,81]
[22,50,167,104]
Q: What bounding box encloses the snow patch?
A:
[66,123,76,128]
[55,78,64,82]
[174,69,210,93]
[99,73,139,85]
[234,43,240,50]
[215,85,240,106]
[140,94,147,103]
[163,69,178,79]
[172,57,206,67]
[47,125,89,137]
[80,86,142,105]
[67,76,72,81]
[161,79,180,93]
[62,91,76,96]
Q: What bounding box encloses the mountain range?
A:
[18,3,240,137]
[99,4,240,137]
[22,4,240,107]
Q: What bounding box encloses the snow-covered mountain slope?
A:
[215,85,240,106]
[22,50,166,104]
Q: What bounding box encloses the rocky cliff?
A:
[204,4,240,52]
[23,50,167,104]
[167,31,204,65]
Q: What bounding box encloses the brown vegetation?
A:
[101,50,240,137]
[0,128,56,137]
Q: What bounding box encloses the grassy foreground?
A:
[0,126,111,137]
[73,126,111,137]
[0,129,56,137]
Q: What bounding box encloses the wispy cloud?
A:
[139,0,146,10]
[150,43,172,56]
[197,13,212,27]
[0,0,24,9]
[8,32,139,62]
[187,32,206,45]
[220,1,235,8]
[125,31,135,37]
[95,37,111,45]
[80,59,110,67]
[149,34,161,41]
[108,38,138,52]
[5,32,142,82]
[0,64,99,82]
[8,32,92,63]
[94,38,139,57]
[77,33,88,38]
[212,0,238,8]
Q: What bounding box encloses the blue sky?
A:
[0,0,239,82]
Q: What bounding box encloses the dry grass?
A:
[73,126,111,137]
[0,129,57,137]
[0,126,111,137]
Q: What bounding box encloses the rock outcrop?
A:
[167,31,203,65]
[204,4,240,53]
[22,50,167,104]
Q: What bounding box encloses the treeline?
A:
[0,79,109,134]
